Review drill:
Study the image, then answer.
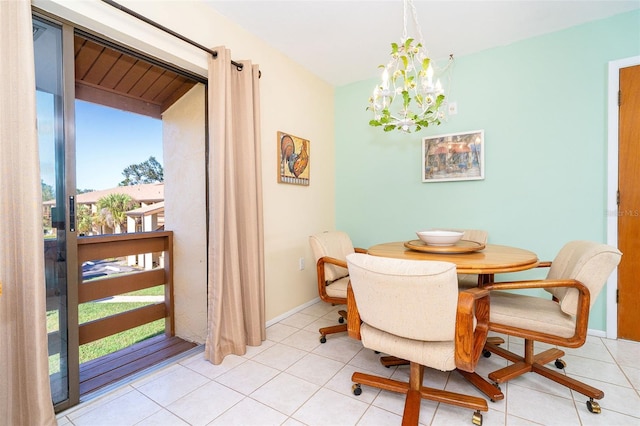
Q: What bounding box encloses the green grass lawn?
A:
[47,286,165,374]
[124,284,164,297]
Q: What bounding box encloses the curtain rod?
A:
[101,0,247,72]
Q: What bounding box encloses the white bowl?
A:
[416,230,464,246]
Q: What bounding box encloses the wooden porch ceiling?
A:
[74,35,197,119]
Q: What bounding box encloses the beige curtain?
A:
[205,47,265,364]
[0,0,57,424]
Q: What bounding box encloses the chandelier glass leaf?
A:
[367,0,453,133]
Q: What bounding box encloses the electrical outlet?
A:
[299,257,305,270]
[448,101,458,115]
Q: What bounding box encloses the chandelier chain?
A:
[402,0,408,39]
[405,0,425,46]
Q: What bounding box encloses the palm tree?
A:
[96,193,138,234]
[76,204,93,235]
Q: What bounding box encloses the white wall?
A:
[34,0,336,327]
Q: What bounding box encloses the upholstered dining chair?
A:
[483,240,621,414]
[346,253,490,426]
[309,231,367,343]
[457,229,489,288]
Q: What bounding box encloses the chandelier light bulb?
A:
[426,63,434,85]
[381,68,390,90]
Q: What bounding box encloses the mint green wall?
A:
[335,11,640,332]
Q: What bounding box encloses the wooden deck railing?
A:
[76,231,174,345]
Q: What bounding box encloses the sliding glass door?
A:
[32,9,204,410]
[34,15,79,410]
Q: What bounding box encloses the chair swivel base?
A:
[379,356,504,402]
[352,362,487,425]
[485,340,604,413]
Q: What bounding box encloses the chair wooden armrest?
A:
[317,249,366,272]
[483,279,590,347]
[316,256,349,302]
[455,287,490,373]
[482,278,586,292]
[317,255,348,270]
[347,283,361,340]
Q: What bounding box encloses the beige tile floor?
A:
[57,301,640,425]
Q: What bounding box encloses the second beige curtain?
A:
[0,0,57,423]
[205,47,265,364]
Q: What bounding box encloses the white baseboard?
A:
[587,328,607,338]
[266,297,321,328]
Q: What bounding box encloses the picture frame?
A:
[278,131,310,185]
[422,130,484,183]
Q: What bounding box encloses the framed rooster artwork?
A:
[278,131,310,185]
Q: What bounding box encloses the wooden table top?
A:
[367,242,539,274]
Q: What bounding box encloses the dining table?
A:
[366,239,541,402]
[367,240,540,285]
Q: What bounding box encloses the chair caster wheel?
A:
[482,349,491,358]
[352,384,362,396]
[554,359,566,369]
[319,336,327,343]
[338,317,345,323]
[472,411,483,425]
[587,399,601,414]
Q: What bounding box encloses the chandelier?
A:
[368,0,453,133]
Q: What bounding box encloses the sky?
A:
[75,100,163,191]
[37,95,163,195]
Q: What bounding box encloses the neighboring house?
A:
[125,201,166,269]
[43,183,164,235]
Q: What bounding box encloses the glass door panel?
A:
[34,16,69,406]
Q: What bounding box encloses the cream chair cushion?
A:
[309,231,355,282]
[461,229,488,245]
[346,253,458,370]
[457,229,488,288]
[360,324,456,371]
[490,291,576,338]
[544,240,623,315]
[325,276,349,299]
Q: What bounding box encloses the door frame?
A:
[61,21,80,409]
[606,55,640,339]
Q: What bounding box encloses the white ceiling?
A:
[204,0,640,86]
